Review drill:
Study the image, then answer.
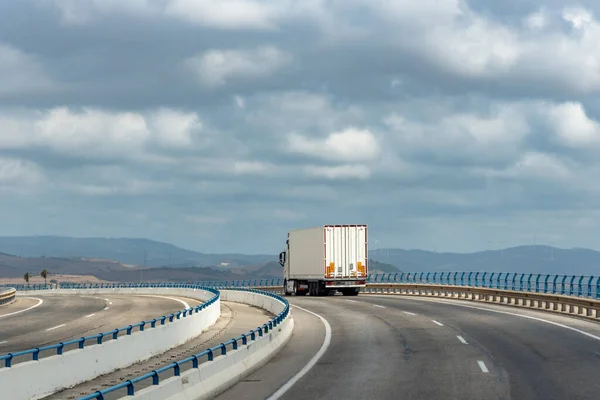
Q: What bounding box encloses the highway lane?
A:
[0,294,201,363]
[46,301,274,400]
[217,294,600,400]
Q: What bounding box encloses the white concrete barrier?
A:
[126,289,293,400]
[1,288,220,400]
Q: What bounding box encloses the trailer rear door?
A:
[324,225,367,278]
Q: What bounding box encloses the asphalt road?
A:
[47,301,274,400]
[0,293,201,363]
[216,294,600,400]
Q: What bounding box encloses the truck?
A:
[278,225,368,296]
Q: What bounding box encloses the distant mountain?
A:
[0,236,275,268]
[368,245,600,275]
[368,260,402,274]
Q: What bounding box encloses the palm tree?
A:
[24,272,30,284]
[40,269,48,286]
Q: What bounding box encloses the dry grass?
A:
[0,274,109,285]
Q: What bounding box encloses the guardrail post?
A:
[534,274,540,293]
[512,273,518,291]
[503,273,508,290]
[432,272,437,284]
[488,272,494,289]
[587,276,594,298]
[596,277,600,299]
[426,272,431,283]
[451,272,457,285]
[568,275,576,296]
[460,272,465,286]
[387,273,392,283]
[393,272,398,283]
[419,272,424,283]
[577,276,584,297]
[561,275,568,295]
[399,272,405,283]
[475,272,480,287]
[467,272,473,286]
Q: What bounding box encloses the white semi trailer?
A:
[278,225,368,296]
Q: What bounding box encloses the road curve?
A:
[216,294,600,400]
[0,294,201,362]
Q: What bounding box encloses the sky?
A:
[1,0,600,254]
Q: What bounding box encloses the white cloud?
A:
[234,95,246,109]
[165,0,278,30]
[185,46,291,87]
[0,157,43,185]
[0,107,202,158]
[524,9,547,30]
[545,102,600,148]
[305,164,371,180]
[287,127,379,162]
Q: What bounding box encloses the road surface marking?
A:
[345,299,358,303]
[46,324,66,331]
[266,304,331,400]
[373,304,386,308]
[403,311,416,316]
[457,335,468,344]
[109,302,113,305]
[85,313,95,318]
[371,296,600,343]
[139,295,191,310]
[478,360,489,373]
[0,341,7,345]
[103,307,109,311]
[432,320,444,326]
[0,297,43,319]
[103,298,110,302]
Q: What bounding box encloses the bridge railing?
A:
[0,283,220,368]
[78,287,290,400]
[364,272,600,299]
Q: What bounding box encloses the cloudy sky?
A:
[1,0,600,254]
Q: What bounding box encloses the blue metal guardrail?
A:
[365,272,600,299]
[10,273,599,299]
[78,287,290,400]
[0,283,220,368]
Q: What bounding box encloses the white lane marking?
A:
[373,304,386,308]
[103,307,109,311]
[139,295,191,310]
[345,299,358,303]
[109,302,113,305]
[478,360,489,373]
[266,304,332,400]
[103,298,110,302]
[370,295,600,343]
[432,320,444,326]
[421,298,600,342]
[46,324,66,331]
[0,297,43,319]
[457,335,468,344]
[403,311,417,316]
[85,313,95,318]
[0,341,7,345]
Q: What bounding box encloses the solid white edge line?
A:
[457,335,468,344]
[103,307,110,311]
[432,320,444,326]
[403,311,417,316]
[0,341,7,345]
[46,324,66,332]
[345,299,358,303]
[373,304,386,308]
[266,304,332,400]
[477,360,489,373]
[369,295,600,342]
[0,297,43,319]
[138,295,191,310]
[85,313,95,318]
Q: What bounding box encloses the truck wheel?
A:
[283,279,291,296]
